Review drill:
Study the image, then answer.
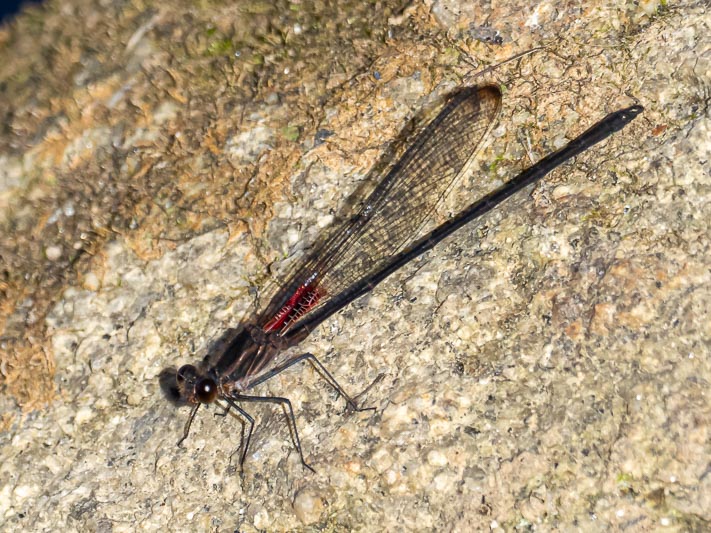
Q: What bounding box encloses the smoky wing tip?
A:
[479,84,503,98]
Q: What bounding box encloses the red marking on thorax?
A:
[263,281,324,333]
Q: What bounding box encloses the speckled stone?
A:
[0,0,709,531]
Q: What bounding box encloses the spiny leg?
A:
[231,392,316,473]
[213,402,231,418]
[221,397,256,469]
[248,352,376,413]
[177,403,201,447]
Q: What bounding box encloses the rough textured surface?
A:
[1,0,709,531]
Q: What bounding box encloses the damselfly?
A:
[162,85,643,471]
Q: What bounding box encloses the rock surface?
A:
[1,0,709,531]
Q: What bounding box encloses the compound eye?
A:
[177,364,197,383]
[195,378,218,404]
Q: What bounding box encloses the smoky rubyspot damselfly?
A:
[161,85,643,471]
